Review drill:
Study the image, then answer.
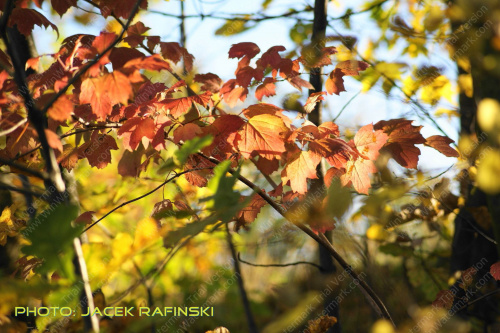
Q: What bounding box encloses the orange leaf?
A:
[235,194,267,230]
[424,135,459,157]
[336,60,370,76]
[374,118,426,169]
[123,54,171,71]
[281,149,321,194]
[117,117,155,151]
[353,124,388,160]
[325,68,345,95]
[159,42,194,72]
[340,157,376,194]
[237,114,288,160]
[490,261,500,281]
[173,123,203,144]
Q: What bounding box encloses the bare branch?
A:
[238,252,324,271]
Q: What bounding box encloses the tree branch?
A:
[226,226,259,333]
[197,152,395,325]
[82,167,214,233]
[238,252,324,271]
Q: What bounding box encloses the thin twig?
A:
[0,183,44,198]
[82,167,213,233]
[226,226,259,333]
[0,117,27,136]
[455,288,500,313]
[238,252,324,271]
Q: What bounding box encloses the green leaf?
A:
[326,178,352,219]
[379,243,414,257]
[215,20,250,36]
[22,203,82,277]
[174,135,213,166]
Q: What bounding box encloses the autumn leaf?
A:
[255,78,277,100]
[309,138,353,169]
[9,8,59,36]
[424,135,458,157]
[281,149,321,194]
[159,92,211,118]
[257,45,286,69]
[173,123,203,144]
[336,60,370,76]
[236,114,288,160]
[78,131,118,168]
[159,42,194,72]
[44,129,63,152]
[325,68,345,95]
[220,79,248,107]
[353,124,388,160]
[432,290,454,309]
[235,193,267,230]
[117,116,155,151]
[228,42,260,59]
[109,47,145,69]
[194,73,223,93]
[202,114,244,159]
[340,157,377,194]
[374,118,426,169]
[236,66,264,87]
[123,54,171,71]
[80,71,132,120]
[304,92,326,114]
[490,261,500,281]
[51,0,77,16]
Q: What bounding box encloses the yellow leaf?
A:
[478,98,500,134]
[477,150,500,194]
[371,320,396,333]
[366,224,388,241]
[112,233,134,261]
[133,217,161,250]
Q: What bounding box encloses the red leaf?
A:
[80,71,132,120]
[44,129,63,152]
[257,45,286,69]
[194,73,222,93]
[236,66,264,87]
[117,117,155,151]
[309,138,353,169]
[123,54,171,71]
[100,0,148,19]
[254,157,279,175]
[109,47,145,69]
[123,21,149,47]
[202,114,244,159]
[78,132,118,168]
[159,42,194,72]
[228,42,260,59]
[255,78,276,101]
[374,118,426,169]
[220,80,248,107]
[159,92,211,118]
[51,0,77,16]
[424,135,459,157]
[237,114,288,160]
[432,290,454,310]
[490,261,500,281]
[173,123,203,144]
[325,68,345,95]
[235,194,267,230]
[288,75,314,92]
[304,92,326,114]
[336,60,370,76]
[324,167,344,187]
[340,157,376,194]
[318,122,340,138]
[184,154,215,187]
[353,124,388,160]
[118,148,145,177]
[75,211,95,225]
[9,8,58,36]
[281,149,321,194]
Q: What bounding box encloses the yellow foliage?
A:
[371,320,396,333]
[0,207,15,246]
[133,217,162,250]
[366,224,388,241]
[420,75,454,105]
[457,74,473,97]
[476,149,500,194]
